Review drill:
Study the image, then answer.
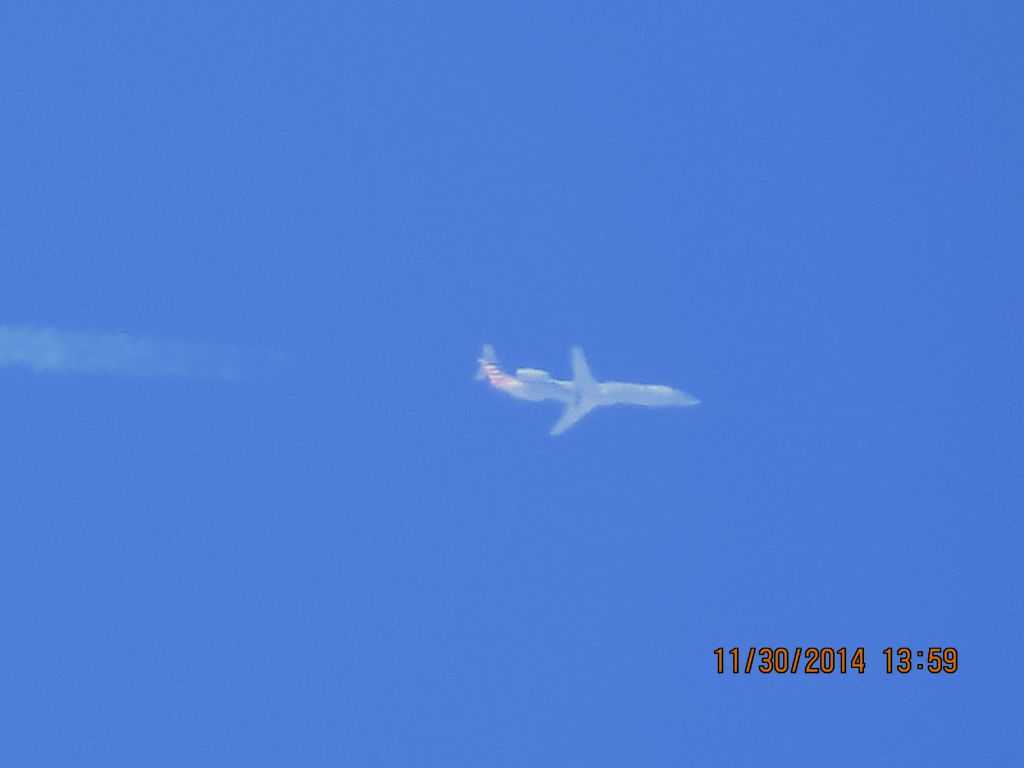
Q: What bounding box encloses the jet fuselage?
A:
[476,345,699,435]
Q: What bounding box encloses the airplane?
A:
[475,344,700,435]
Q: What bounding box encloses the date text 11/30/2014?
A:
[713,647,958,674]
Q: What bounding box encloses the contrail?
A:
[0,325,239,379]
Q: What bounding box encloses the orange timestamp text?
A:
[713,647,959,674]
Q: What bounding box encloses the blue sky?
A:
[2,2,1022,765]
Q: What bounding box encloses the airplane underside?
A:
[477,344,699,436]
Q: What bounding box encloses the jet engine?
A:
[515,367,552,381]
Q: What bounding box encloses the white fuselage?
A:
[494,368,696,409]
[477,346,699,435]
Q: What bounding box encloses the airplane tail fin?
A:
[474,344,499,381]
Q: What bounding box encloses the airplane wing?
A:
[550,399,597,436]
[549,347,602,435]
[570,346,598,394]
